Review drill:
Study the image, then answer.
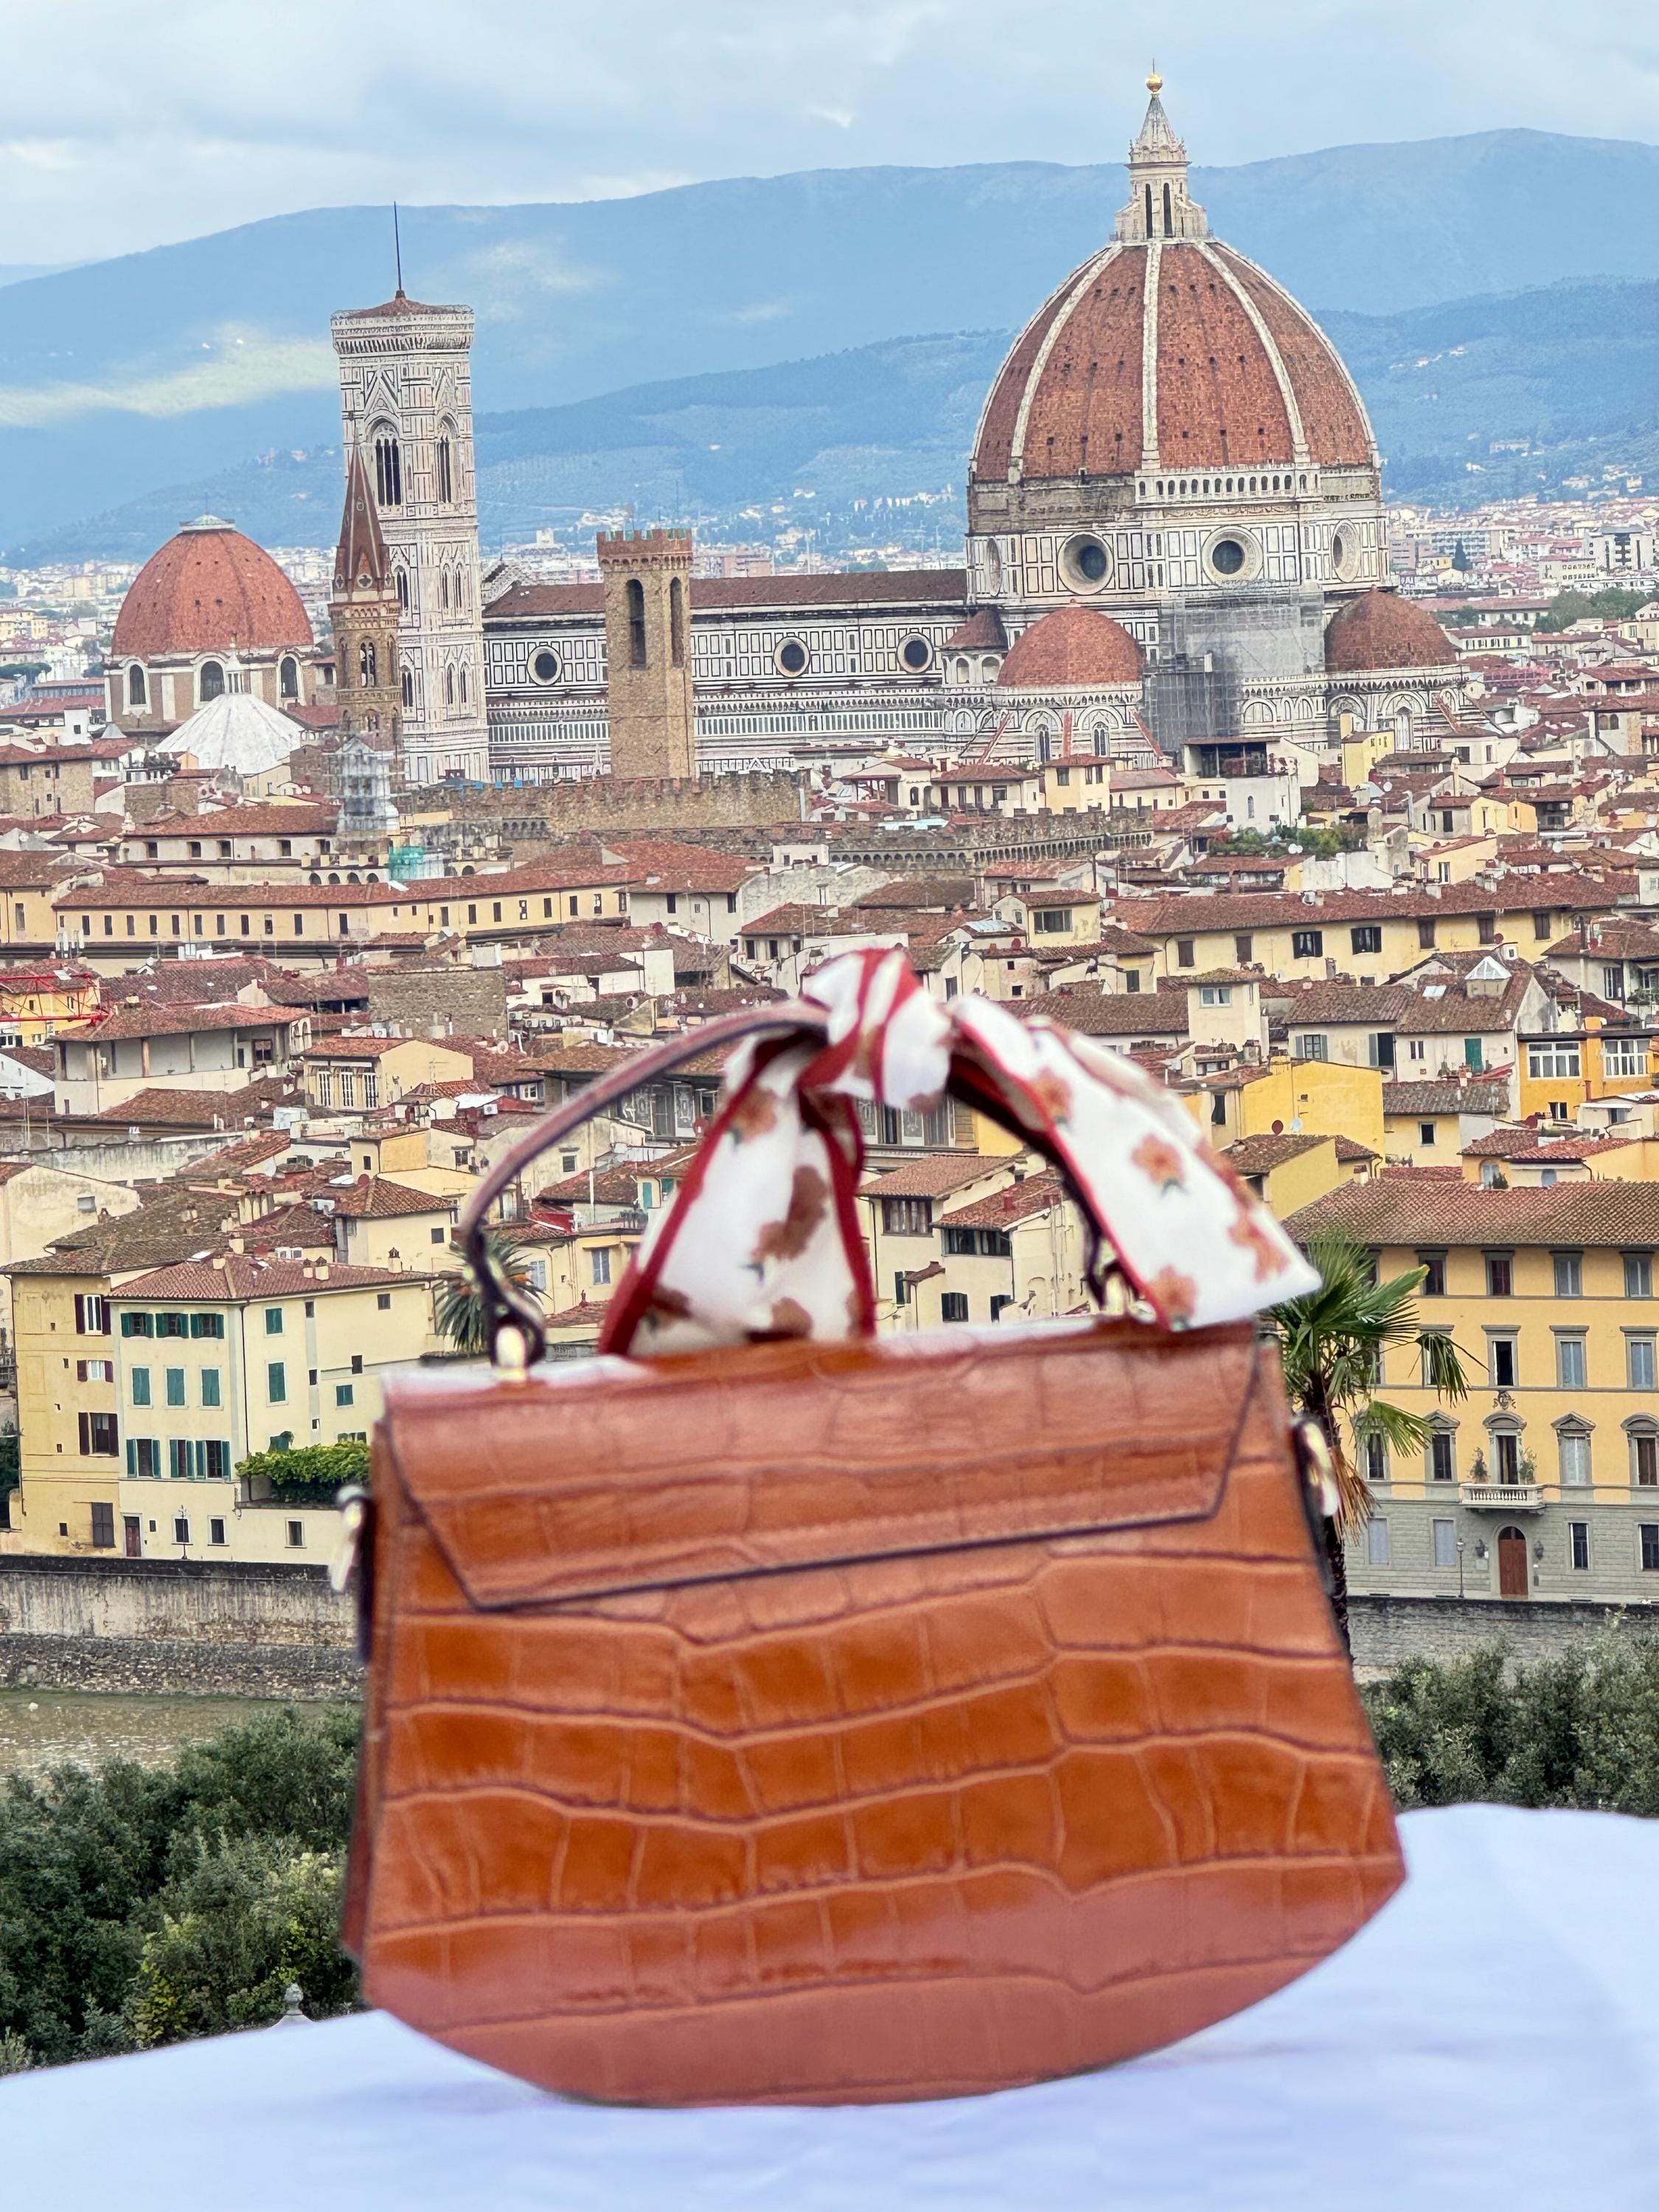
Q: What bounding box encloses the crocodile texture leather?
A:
[349,1321,1403,2106]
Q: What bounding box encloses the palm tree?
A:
[434,1228,540,1357]
[1268,1230,1468,1650]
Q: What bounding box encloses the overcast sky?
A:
[7,0,1659,265]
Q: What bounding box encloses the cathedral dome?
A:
[1324,591,1456,673]
[970,80,1373,493]
[996,606,1143,689]
[113,518,313,658]
[971,237,1374,487]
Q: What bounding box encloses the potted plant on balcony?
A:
[1469,1449,1489,1485]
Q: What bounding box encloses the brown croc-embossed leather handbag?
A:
[340,953,1403,2106]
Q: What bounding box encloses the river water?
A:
[0,1690,289,1779]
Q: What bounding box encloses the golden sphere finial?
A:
[1147,62,1164,94]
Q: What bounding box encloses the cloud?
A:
[0,1,1655,262]
[0,332,337,427]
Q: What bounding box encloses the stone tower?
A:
[330,288,490,786]
[597,528,697,779]
[329,442,402,757]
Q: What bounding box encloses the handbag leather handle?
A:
[459,1001,830,1362]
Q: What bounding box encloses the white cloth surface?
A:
[6,1804,1658,2212]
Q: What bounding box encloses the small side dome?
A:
[997,607,1144,689]
[1325,590,1456,673]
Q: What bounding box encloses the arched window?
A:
[1395,707,1413,746]
[627,578,647,669]
[444,667,456,706]
[394,568,409,611]
[373,429,403,509]
[401,669,414,708]
[669,575,686,668]
[1627,1416,1659,1488]
[198,661,225,704]
[436,427,454,504]
[279,654,299,700]
[459,665,468,704]
[1143,184,1153,234]
[359,641,377,686]
[126,664,147,709]
[1163,181,1174,235]
[439,570,450,612]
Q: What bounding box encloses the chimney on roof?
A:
[315,1259,330,1281]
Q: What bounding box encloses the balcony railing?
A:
[1459,1481,1544,1512]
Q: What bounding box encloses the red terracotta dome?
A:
[1324,591,1456,674]
[972,238,1373,485]
[112,518,313,658]
[997,607,1143,689]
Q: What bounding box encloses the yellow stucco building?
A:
[1290,1180,1659,1604]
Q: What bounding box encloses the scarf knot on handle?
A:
[599,950,1319,1356]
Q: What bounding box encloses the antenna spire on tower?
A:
[392,203,405,299]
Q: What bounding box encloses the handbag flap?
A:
[380,1321,1270,1610]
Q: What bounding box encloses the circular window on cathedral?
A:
[1209,537,1247,577]
[1060,534,1113,594]
[1330,529,1361,582]
[776,639,810,677]
[900,636,932,673]
[530,648,562,684]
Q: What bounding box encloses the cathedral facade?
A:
[108,80,1464,792]
[473,77,1464,783]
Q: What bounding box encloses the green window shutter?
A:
[268,1362,287,1404]
[125,1439,135,1477]
[201,1368,221,1409]
[131,1367,150,1407]
[165,1368,185,1407]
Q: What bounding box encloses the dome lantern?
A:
[1115,71,1208,244]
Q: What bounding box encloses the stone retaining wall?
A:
[0,1633,360,1700]
[9,1560,1657,1703]
[0,1555,358,1700]
[0,1554,355,1647]
[1351,1591,1659,1671]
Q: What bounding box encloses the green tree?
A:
[1269,1231,1468,1649]
[1364,1640,1659,1815]
[165,1705,362,1858]
[434,1228,540,1355]
[1535,585,1648,633]
[0,1707,360,2067]
[0,1427,18,1502]
[126,1835,354,2047]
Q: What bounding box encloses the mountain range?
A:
[9,128,1659,557]
[18,274,1659,565]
